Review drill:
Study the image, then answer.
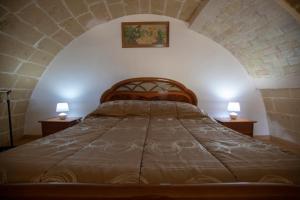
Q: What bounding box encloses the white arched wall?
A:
[25,14,269,135]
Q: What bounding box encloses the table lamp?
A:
[227,102,240,120]
[56,102,69,120]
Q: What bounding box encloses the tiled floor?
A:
[0,135,41,152]
[15,135,41,146]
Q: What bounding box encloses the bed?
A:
[0,77,300,199]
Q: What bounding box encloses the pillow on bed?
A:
[89,100,125,117]
[89,100,207,118]
[89,100,150,117]
[123,100,150,116]
[176,102,207,119]
[150,101,177,117]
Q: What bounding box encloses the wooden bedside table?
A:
[215,118,257,137]
[39,117,81,137]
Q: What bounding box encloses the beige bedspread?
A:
[1,100,300,185]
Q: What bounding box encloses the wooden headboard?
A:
[100,77,198,105]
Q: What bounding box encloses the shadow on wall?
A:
[24,15,269,137]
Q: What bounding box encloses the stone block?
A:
[12,114,25,129]
[0,14,43,45]
[294,47,300,56]
[274,99,300,115]
[165,0,182,18]
[86,0,102,5]
[65,0,88,17]
[0,132,9,146]
[29,50,54,66]
[124,0,139,15]
[292,116,300,132]
[90,2,111,21]
[0,102,5,116]
[0,73,17,88]
[14,76,38,89]
[0,117,8,132]
[260,89,290,98]
[0,0,29,12]
[60,18,85,37]
[271,113,294,131]
[0,33,34,59]
[277,41,298,51]
[77,13,99,29]
[17,62,46,77]
[140,0,150,13]
[109,3,125,19]
[0,5,8,18]
[37,0,71,23]
[52,29,74,46]
[290,88,300,99]
[151,9,163,15]
[37,37,63,56]
[0,55,20,73]
[107,0,122,4]
[263,98,274,112]
[283,64,300,75]
[287,56,300,66]
[18,3,59,35]
[151,0,164,13]
[11,90,32,101]
[13,101,28,114]
[179,0,200,21]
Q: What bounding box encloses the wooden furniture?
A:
[215,118,257,137]
[39,117,81,137]
[1,183,299,200]
[101,77,198,105]
[1,78,299,200]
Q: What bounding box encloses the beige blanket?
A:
[1,100,299,185]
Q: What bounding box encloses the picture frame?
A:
[122,21,169,48]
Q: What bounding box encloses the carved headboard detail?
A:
[100,77,198,105]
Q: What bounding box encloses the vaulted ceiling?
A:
[0,0,299,143]
[191,0,300,83]
[0,0,208,94]
[0,0,208,142]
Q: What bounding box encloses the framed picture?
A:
[122,21,169,48]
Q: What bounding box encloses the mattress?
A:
[1,100,300,185]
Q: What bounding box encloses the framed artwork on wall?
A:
[122,21,169,48]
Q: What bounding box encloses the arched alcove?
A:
[1,0,299,145]
[25,14,269,135]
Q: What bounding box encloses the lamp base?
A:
[58,113,67,120]
[229,112,238,120]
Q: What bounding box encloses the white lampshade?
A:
[227,102,240,112]
[56,102,69,113]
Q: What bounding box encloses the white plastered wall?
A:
[25,15,269,136]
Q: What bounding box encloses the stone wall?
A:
[261,88,300,143]
[191,0,300,80]
[190,0,300,143]
[0,0,300,144]
[0,0,205,143]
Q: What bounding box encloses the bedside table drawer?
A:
[41,122,74,136]
[215,118,256,137]
[223,123,254,136]
[39,117,81,137]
